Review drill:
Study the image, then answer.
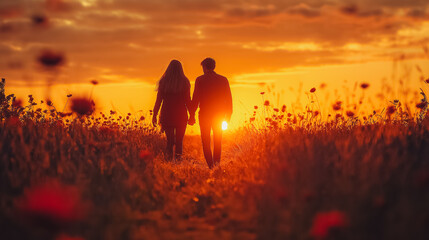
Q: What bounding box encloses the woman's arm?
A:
[152,91,162,126]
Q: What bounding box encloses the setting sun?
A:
[222,121,228,130]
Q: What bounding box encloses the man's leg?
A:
[175,124,186,160]
[213,119,223,166]
[199,116,213,168]
[164,126,174,160]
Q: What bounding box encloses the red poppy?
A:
[333,102,342,111]
[139,149,151,159]
[70,98,95,116]
[346,111,354,117]
[264,100,270,106]
[16,181,85,223]
[310,87,316,93]
[416,102,428,109]
[386,106,396,115]
[12,98,23,108]
[90,79,98,85]
[310,210,348,239]
[360,83,370,89]
[37,50,65,67]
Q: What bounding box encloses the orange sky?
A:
[1,0,429,131]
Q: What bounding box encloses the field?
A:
[1,78,429,240]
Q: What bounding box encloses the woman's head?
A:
[157,60,190,94]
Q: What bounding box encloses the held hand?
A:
[152,115,157,127]
[188,116,196,126]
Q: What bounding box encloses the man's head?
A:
[201,57,215,73]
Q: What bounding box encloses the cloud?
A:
[406,8,428,18]
[287,4,321,18]
[0,0,428,86]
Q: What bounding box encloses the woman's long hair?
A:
[157,60,190,94]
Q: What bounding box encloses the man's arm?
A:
[189,78,200,125]
[191,78,202,115]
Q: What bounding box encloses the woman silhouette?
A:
[152,60,191,160]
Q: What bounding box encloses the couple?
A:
[152,58,233,169]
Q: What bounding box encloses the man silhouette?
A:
[189,58,232,169]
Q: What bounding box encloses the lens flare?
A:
[222,121,228,130]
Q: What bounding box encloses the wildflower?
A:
[386,105,396,115]
[70,98,95,116]
[249,117,255,122]
[47,99,53,106]
[254,106,258,110]
[12,98,22,108]
[310,210,348,239]
[360,83,370,89]
[264,100,270,106]
[333,102,342,111]
[346,111,354,117]
[37,50,65,68]
[273,108,279,112]
[67,94,72,98]
[426,78,429,84]
[416,102,428,109]
[139,116,145,121]
[15,180,85,223]
[310,87,316,93]
[314,111,320,116]
[90,79,98,85]
[260,92,265,95]
[139,149,151,159]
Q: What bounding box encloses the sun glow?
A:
[222,121,228,131]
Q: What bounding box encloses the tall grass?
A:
[1,77,429,240]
